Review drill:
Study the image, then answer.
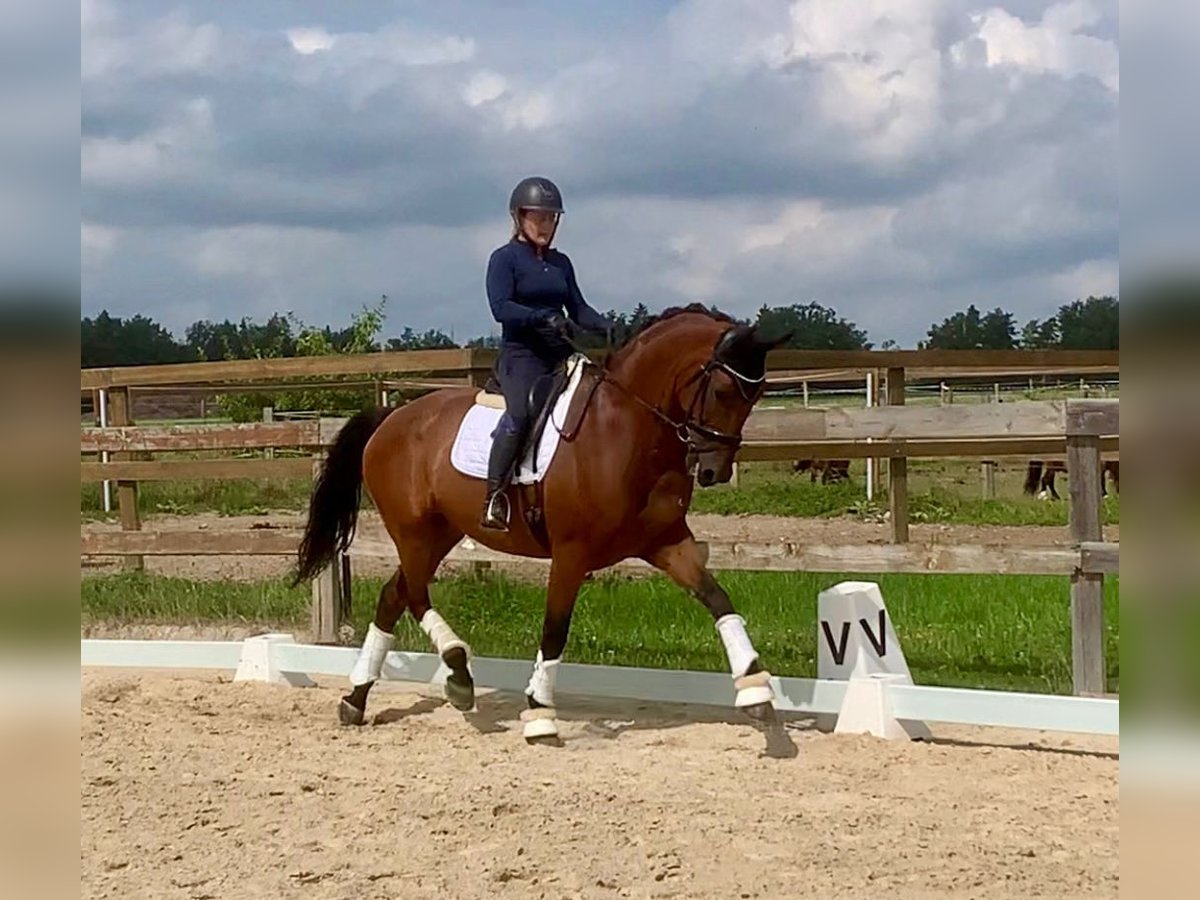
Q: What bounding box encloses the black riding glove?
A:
[534,310,574,354]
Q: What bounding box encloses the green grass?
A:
[80,457,1119,527]
[688,463,1119,527]
[82,569,1120,695]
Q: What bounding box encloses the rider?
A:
[481,176,612,531]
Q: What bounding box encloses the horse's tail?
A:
[292,406,396,586]
[1023,460,1043,496]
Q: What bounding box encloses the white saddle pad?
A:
[449,353,588,484]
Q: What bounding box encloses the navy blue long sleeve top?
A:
[486,239,610,351]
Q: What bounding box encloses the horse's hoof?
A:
[524,733,564,747]
[338,698,365,726]
[444,671,475,712]
[441,646,475,711]
[740,701,778,727]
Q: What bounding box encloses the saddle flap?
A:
[524,366,572,472]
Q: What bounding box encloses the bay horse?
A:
[1024,459,1120,500]
[293,305,791,742]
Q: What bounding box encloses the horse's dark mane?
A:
[603,303,743,368]
[629,302,741,338]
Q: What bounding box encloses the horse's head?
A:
[679,322,791,486]
[604,306,790,486]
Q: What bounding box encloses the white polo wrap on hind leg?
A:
[715,614,774,707]
[349,622,395,686]
[419,609,469,659]
[524,651,560,708]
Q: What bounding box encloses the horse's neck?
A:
[609,341,702,419]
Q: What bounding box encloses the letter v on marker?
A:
[821,620,851,666]
[859,609,886,657]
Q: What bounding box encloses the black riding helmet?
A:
[509,176,564,215]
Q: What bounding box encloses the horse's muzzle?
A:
[695,449,736,487]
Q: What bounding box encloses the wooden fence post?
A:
[107,386,143,571]
[886,367,908,543]
[309,436,349,644]
[311,552,351,645]
[981,460,997,499]
[1067,431,1106,695]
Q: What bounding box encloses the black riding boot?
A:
[482,428,523,530]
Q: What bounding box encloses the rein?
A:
[559,350,764,454]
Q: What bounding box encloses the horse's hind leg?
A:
[339,518,468,725]
[339,569,407,725]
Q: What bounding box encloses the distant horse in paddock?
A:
[1024,459,1120,500]
[792,458,851,484]
[293,305,793,745]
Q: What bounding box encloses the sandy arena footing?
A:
[82,668,1118,899]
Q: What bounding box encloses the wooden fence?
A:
[81,359,1119,695]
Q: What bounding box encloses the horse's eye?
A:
[714,384,738,403]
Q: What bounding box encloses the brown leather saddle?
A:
[475,359,580,545]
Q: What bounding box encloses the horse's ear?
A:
[714,324,752,356]
[752,325,793,350]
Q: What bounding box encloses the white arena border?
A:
[80,638,1119,737]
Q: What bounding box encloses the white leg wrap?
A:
[419,609,469,660]
[349,623,394,686]
[520,705,559,739]
[524,651,560,708]
[732,669,774,708]
[715,613,758,678]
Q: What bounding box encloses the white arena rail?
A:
[80,637,1118,737]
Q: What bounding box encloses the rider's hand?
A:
[542,310,570,335]
[537,310,573,344]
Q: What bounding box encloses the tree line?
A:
[81,294,1118,369]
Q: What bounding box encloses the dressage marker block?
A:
[234,633,316,688]
[817,580,931,740]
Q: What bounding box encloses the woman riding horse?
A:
[482,176,613,531]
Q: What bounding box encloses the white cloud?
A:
[500,92,551,131]
[186,225,344,281]
[286,27,334,55]
[961,1,1118,91]
[293,23,475,67]
[81,97,214,185]
[80,1,1120,347]
[461,70,507,107]
[83,5,222,81]
[776,0,948,161]
[1049,258,1118,302]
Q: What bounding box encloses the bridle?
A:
[596,349,765,456]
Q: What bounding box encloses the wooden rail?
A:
[81,530,1118,577]
[81,367,1119,695]
[82,347,1118,391]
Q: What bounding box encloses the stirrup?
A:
[481,491,510,530]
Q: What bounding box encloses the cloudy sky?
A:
[80,0,1120,347]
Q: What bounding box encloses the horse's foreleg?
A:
[644,530,776,717]
[340,569,406,725]
[521,556,587,743]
